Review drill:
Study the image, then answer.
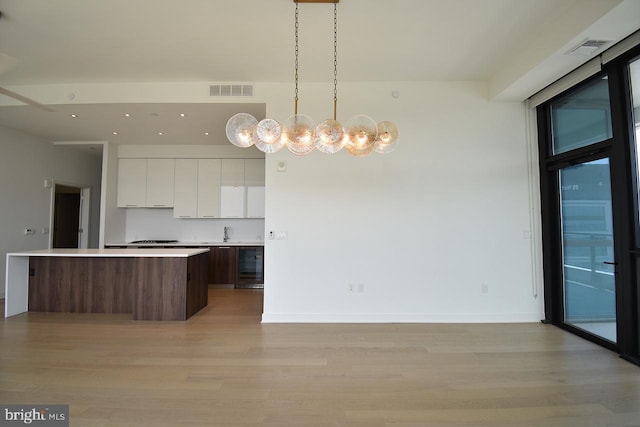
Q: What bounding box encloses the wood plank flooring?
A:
[1,289,639,426]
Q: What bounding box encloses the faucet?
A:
[223,226,230,243]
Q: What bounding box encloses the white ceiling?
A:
[0,0,638,146]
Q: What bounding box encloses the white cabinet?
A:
[174,159,221,218]
[246,186,266,218]
[219,159,265,218]
[146,159,175,207]
[244,159,265,186]
[119,157,264,218]
[117,158,174,208]
[221,159,245,186]
[245,159,265,218]
[220,159,246,218]
[220,186,245,218]
[173,159,198,218]
[197,159,221,218]
[117,158,147,207]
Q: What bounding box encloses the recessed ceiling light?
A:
[112,131,118,135]
[180,113,186,117]
[70,114,78,118]
[124,113,131,117]
[158,132,163,136]
[204,132,209,136]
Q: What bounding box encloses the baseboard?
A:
[261,312,544,323]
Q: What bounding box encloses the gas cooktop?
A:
[129,240,179,244]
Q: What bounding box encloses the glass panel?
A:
[551,76,613,154]
[560,158,616,342]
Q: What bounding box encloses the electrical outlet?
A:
[347,283,355,293]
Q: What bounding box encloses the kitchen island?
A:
[5,248,209,321]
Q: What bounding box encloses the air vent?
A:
[567,39,611,56]
[210,84,254,97]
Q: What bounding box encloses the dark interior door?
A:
[53,192,80,248]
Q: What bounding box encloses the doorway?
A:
[52,184,91,249]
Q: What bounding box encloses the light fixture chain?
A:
[294,1,299,114]
[333,2,338,120]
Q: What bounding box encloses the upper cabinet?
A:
[244,159,265,186]
[117,157,264,218]
[117,159,175,208]
[173,159,198,218]
[117,159,147,207]
[146,159,175,207]
[197,159,222,218]
[221,159,245,187]
[174,159,222,218]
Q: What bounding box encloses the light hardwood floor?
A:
[1,289,639,427]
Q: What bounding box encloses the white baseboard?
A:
[261,312,544,323]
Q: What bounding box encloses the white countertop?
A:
[105,241,264,247]
[7,248,210,258]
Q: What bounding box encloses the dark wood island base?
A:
[20,249,209,321]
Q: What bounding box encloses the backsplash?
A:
[123,209,264,243]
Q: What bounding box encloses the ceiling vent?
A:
[567,39,611,56]
[210,84,254,97]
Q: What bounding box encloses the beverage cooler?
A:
[236,246,264,289]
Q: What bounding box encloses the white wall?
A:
[262,81,543,322]
[0,125,103,297]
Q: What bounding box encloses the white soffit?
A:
[490,0,639,102]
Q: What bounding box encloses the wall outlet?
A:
[347,283,355,293]
[268,231,274,240]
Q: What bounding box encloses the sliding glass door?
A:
[560,159,616,342]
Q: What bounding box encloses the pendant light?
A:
[225,0,399,156]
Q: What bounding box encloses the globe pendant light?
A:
[374,121,399,153]
[315,119,345,154]
[225,113,258,148]
[284,114,316,155]
[255,118,285,153]
[224,0,399,157]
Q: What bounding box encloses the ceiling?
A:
[0,0,638,147]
